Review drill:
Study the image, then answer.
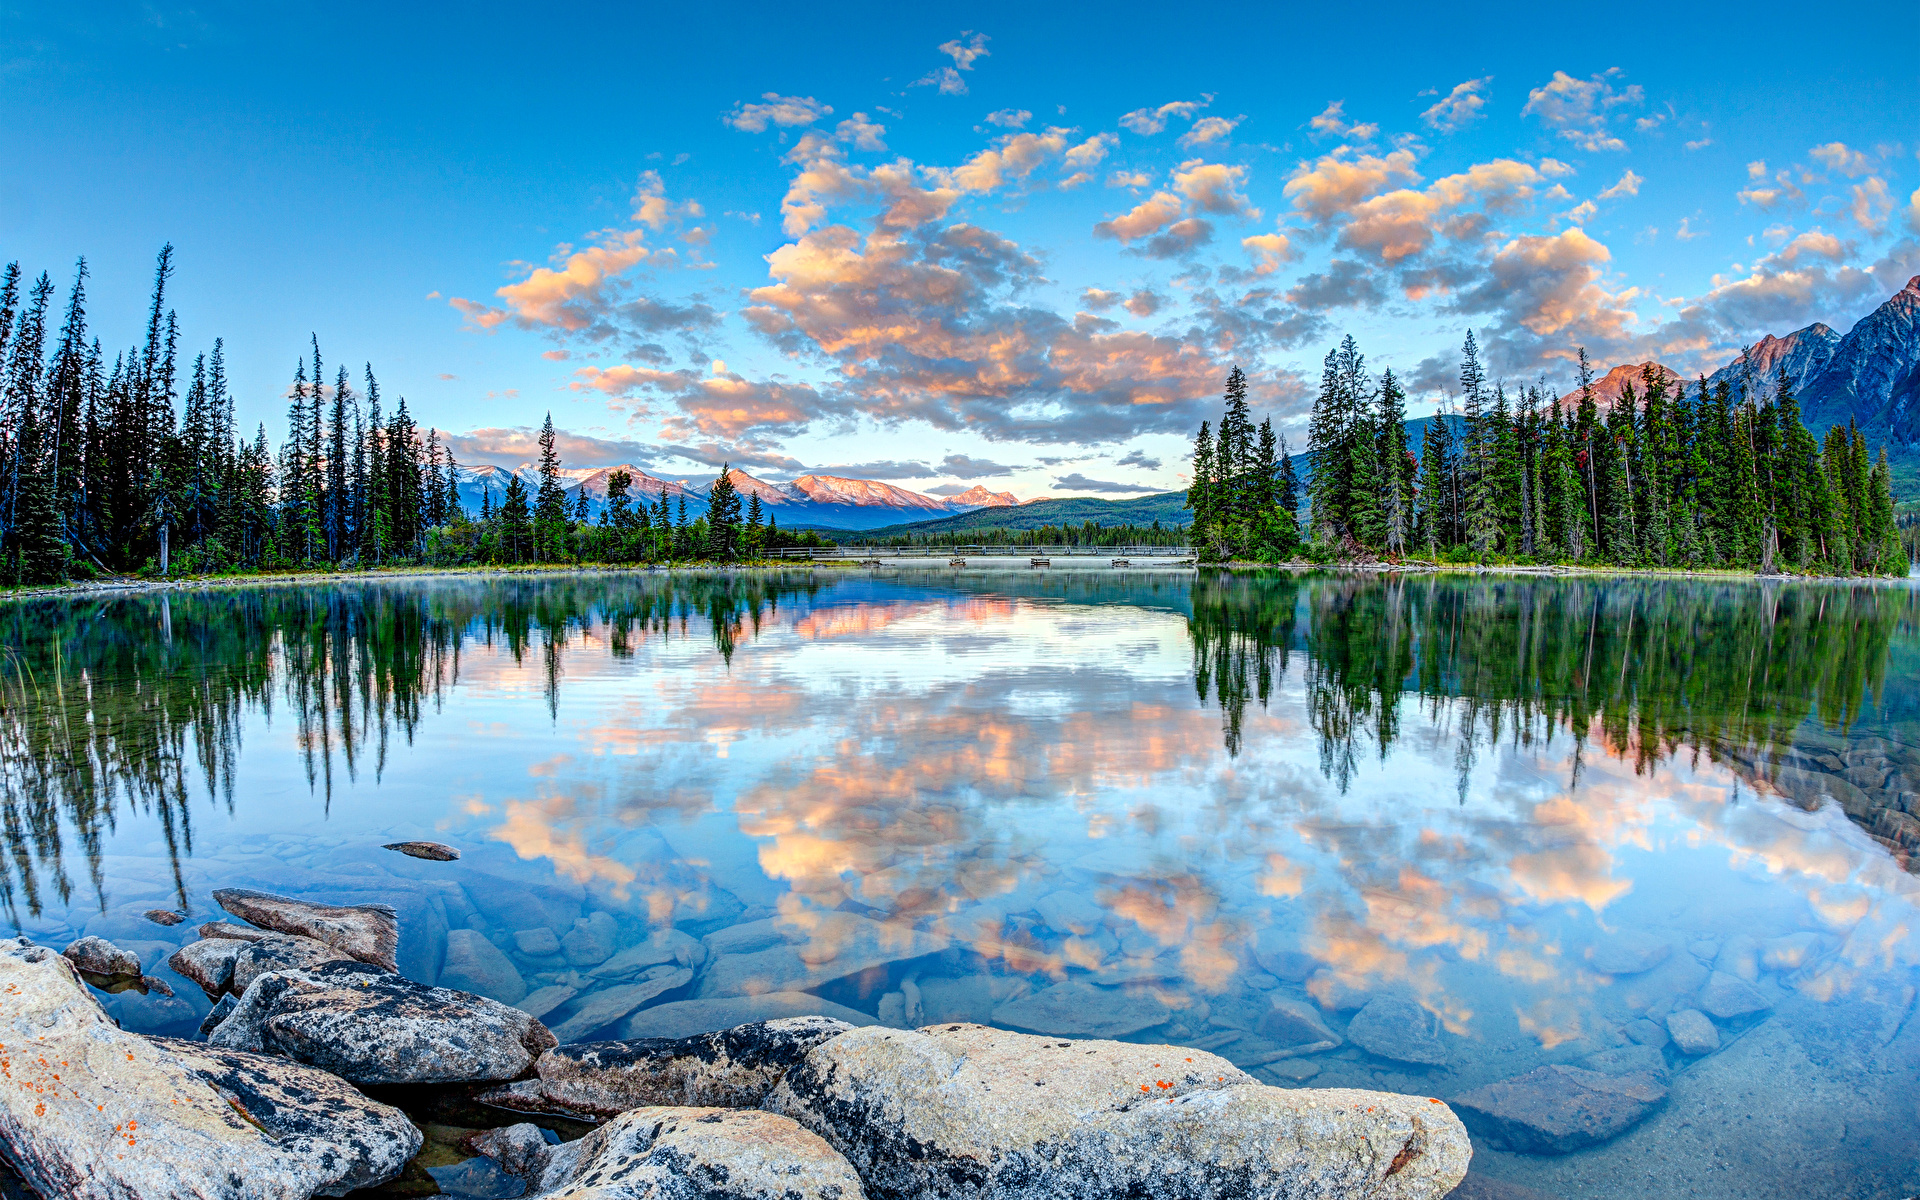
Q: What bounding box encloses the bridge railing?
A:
[772,545,1194,560]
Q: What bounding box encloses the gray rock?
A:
[694,914,947,999]
[594,927,703,979]
[517,984,579,1021]
[562,911,620,966]
[199,993,238,1037]
[1451,1064,1668,1154]
[1305,969,1371,1012]
[440,927,529,1004]
[767,1024,1470,1200]
[1712,935,1761,982]
[214,887,399,972]
[1251,946,1318,983]
[143,909,186,926]
[0,937,417,1199]
[704,918,799,957]
[210,960,557,1084]
[231,934,354,995]
[170,937,247,998]
[1578,1044,1669,1082]
[917,973,999,1025]
[1033,890,1106,935]
[383,840,461,861]
[1346,996,1447,1067]
[498,1016,855,1118]
[200,920,272,942]
[1760,932,1827,972]
[1622,1017,1669,1049]
[479,1107,868,1200]
[1588,930,1672,975]
[459,870,584,935]
[1258,995,1341,1048]
[992,980,1172,1038]
[62,935,141,978]
[1666,1008,1721,1055]
[515,926,563,957]
[549,968,695,1042]
[619,993,879,1040]
[1697,971,1772,1021]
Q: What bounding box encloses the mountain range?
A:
[452,464,1021,530]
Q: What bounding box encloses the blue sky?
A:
[5,0,1917,500]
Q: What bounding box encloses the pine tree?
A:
[533,412,567,561]
[706,466,741,559]
[498,473,532,562]
[1187,420,1217,557]
[1459,332,1500,555]
[1377,370,1410,556]
[744,491,764,558]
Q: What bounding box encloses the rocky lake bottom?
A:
[4,570,1919,1198]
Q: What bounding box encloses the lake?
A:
[4,568,1919,1199]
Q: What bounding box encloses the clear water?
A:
[4,569,1919,1199]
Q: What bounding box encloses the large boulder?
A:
[476,1107,867,1200]
[489,1017,854,1119]
[210,960,556,1084]
[694,913,946,998]
[1450,1064,1668,1154]
[438,927,529,1004]
[214,887,400,972]
[62,935,141,978]
[1697,971,1772,1021]
[0,938,417,1199]
[765,1023,1470,1200]
[231,934,355,996]
[169,937,247,998]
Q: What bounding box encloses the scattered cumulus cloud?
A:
[726,93,832,133]
[940,453,1015,477]
[1597,170,1642,201]
[1308,101,1378,143]
[1520,69,1642,153]
[1053,472,1160,493]
[1118,97,1210,136]
[1420,79,1490,134]
[986,109,1031,128]
[1179,116,1241,149]
[917,32,990,94]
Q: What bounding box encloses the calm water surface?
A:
[5,569,1920,1199]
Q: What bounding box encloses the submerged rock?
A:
[1346,996,1448,1067]
[170,937,246,998]
[0,937,417,1200]
[517,983,580,1021]
[1451,1064,1668,1154]
[991,980,1173,1038]
[768,1024,1470,1200]
[548,968,694,1042]
[593,927,703,980]
[1666,1008,1721,1056]
[478,1107,867,1200]
[497,1016,855,1119]
[1588,930,1672,976]
[1697,971,1773,1021]
[562,911,620,966]
[1259,995,1342,1048]
[694,913,946,999]
[143,908,186,927]
[620,992,878,1040]
[62,935,141,978]
[384,839,461,861]
[440,927,529,1004]
[210,960,556,1084]
[214,887,400,972]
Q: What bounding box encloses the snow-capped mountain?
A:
[946,485,1018,508]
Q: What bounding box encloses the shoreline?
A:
[2,556,1911,602]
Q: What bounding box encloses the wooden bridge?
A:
[773,544,1194,562]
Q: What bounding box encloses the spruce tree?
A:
[1188,420,1217,557]
[1378,370,1410,556]
[533,412,567,561]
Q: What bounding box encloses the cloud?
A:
[1420,78,1490,134]
[1115,448,1162,470]
[810,459,934,479]
[1286,259,1387,310]
[1093,191,1184,242]
[1809,142,1873,178]
[940,453,1015,477]
[835,113,887,151]
[1173,160,1257,217]
[1685,138,1712,151]
[1738,164,1805,211]
[571,363,833,441]
[1520,69,1642,153]
[1241,232,1298,275]
[1064,133,1116,170]
[1849,177,1893,233]
[1107,169,1152,189]
[1454,227,1635,341]
[443,426,664,470]
[1179,116,1241,149]
[1330,159,1561,263]
[1140,218,1214,259]
[1308,101,1378,143]
[1597,170,1643,200]
[1908,187,1920,235]
[437,372,458,380]
[1124,289,1163,316]
[936,128,1073,194]
[916,32,989,94]
[1118,98,1209,136]
[1052,472,1161,493]
[727,93,832,133]
[1081,287,1123,311]
[1283,148,1422,222]
[986,109,1030,128]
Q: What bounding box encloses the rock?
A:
[619,993,879,1041]
[1305,969,1371,1012]
[1712,935,1761,982]
[1589,930,1672,975]
[139,975,176,999]
[169,937,246,998]
[1578,1044,1669,1082]
[62,935,140,978]
[459,870,584,936]
[517,984,579,1021]
[1447,1172,1563,1200]
[1034,890,1106,935]
[231,934,355,995]
[562,911,620,966]
[1260,1058,1321,1082]
[210,960,557,1084]
[991,980,1174,1039]
[593,927,703,979]
[767,1024,1470,1200]
[213,887,400,972]
[199,920,272,942]
[144,909,185,926]
[440,927,529,1004]
[1252,946,1318,983]
[478,1107,868,1200]
[1760,932,1826,972]
[1666,1008,1721,1055]
[0,937,417,1199]
[199,993,238,1037]
[1697,971,1772,1021]
[917,973,999,1025]
[384,840,461,861]
[500,1016,855,1118]
[704,918,800,957]
[549,968,695,1042]
[1622,1017,1669,1049]
[1451,1064,1668,1154]
[1258,995,1342,1048]
[515,926,563,957]
[469,1121,555,1178]
[1346,996,1448,1067]
[694,914,947,999]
